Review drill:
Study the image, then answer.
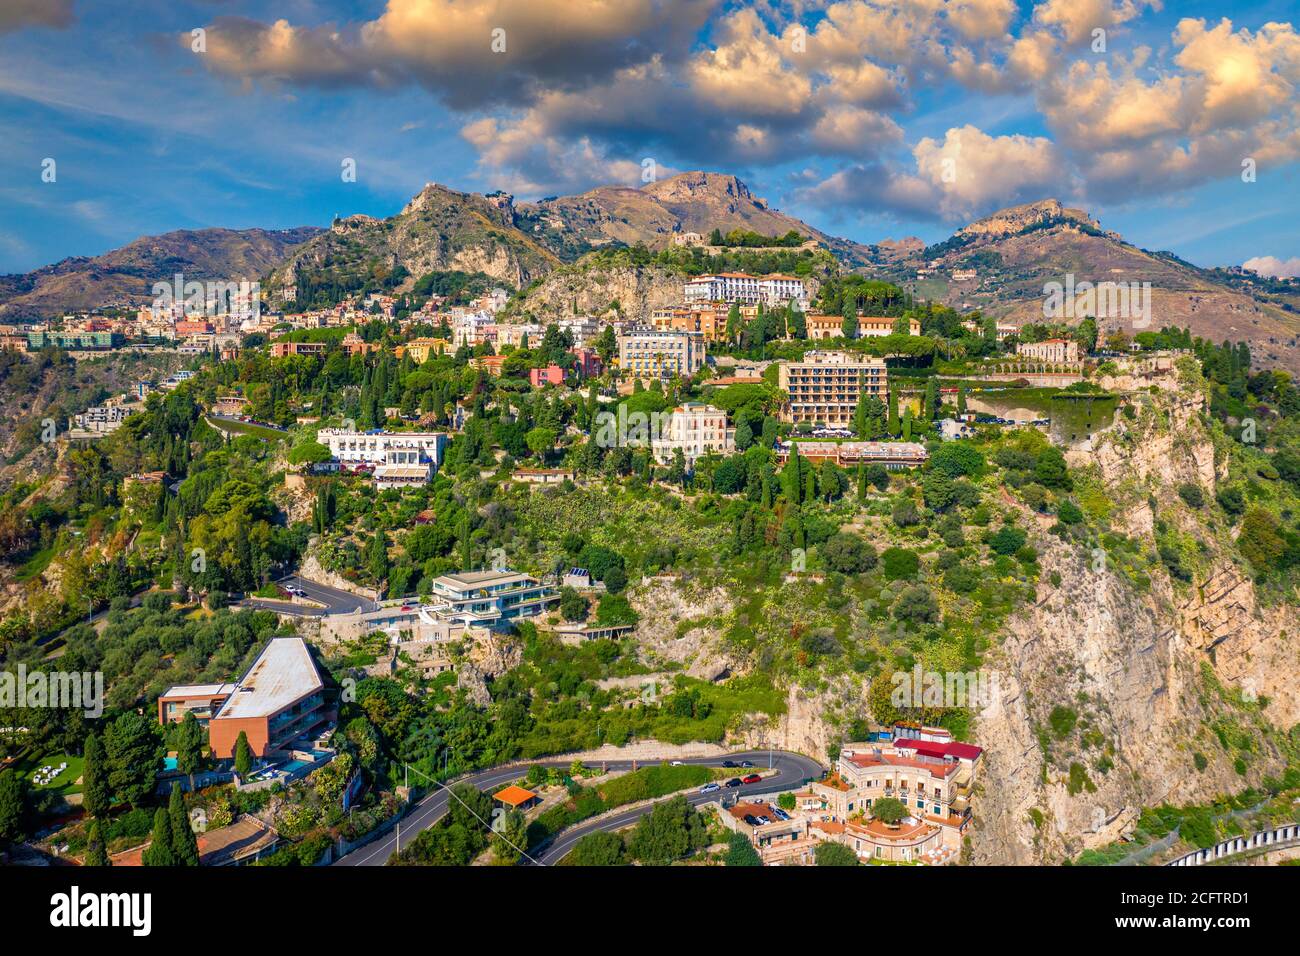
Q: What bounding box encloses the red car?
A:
[741,773,762,784]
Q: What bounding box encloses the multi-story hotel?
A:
[1017,338,1081,363]
[775,440,928,470]
[777,351,888,426]
[158,637,334,759]
[650,402,735,466]
[317,427,448,485]
[650,305,729,343]
[422,569,559,629]
[683,272,809,308]
[617,328,706,381]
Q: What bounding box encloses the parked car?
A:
[756,815,772,826]
[739,760,754,768]
[670,760,684,766]
[721,760,738,768]
[773,808,790,821]
[699,782,721,794]
[742,773,762,784]
[724,778,743,788]
[743,815,760,826]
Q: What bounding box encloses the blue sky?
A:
[1,0,1298,275]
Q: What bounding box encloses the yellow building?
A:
[398,337,453,364]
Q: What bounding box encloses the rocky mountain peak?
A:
[959,198,1100,238]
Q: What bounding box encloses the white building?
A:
[617,328,706,381]
[757,274,808,309]
[557,316,606,347]
[651,402,735,466]
[684,273,761,305]
[452,311,496,348]
[496,322,544,349]
[74,404,132,434]
[317,428,448,485]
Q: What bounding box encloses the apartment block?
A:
[777,351,888,426]
[650,305,728,343]
[617,328,706,381]
[423,569,559,629]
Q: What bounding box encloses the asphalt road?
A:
[239,574,374,617]
[332,749,823,867]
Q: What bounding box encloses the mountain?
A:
[0,227,320,320]
[863,198,1300,371]
[263,184,564,305]
[515,171,872,263]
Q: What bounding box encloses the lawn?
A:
[16,751,85,796]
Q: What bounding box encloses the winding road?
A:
[333,749,824,867]
[238,574,374,617]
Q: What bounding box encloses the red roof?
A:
[894,739,983,761]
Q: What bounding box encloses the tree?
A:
[893,585,940,624]
[104,712,162,808]
[569,830,626,866]
[234,731,254,778]
[142,808,177,867]
[626,795,708,864]
[175,712,205,786]
[287,441,332,467]
[822,533,877,573]
[871,796,909,825]
[724,832,762,866]
[0,769,27,849]
[924,377,940,420]
[492,809,528,864]
[840,298,858,339]
[558,587,590,622]
[82,734,110,820]
[815,841,858,866]
[525,426,557,459]
[169,785,200,866]
[85,819,110,867]
[930,442,984,477]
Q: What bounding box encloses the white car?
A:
[670,760,684,766]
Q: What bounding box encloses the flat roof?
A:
[160,682,235,699]
[213,638,323,721]
[433,570,534,589]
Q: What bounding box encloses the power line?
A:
[403,763,546,866]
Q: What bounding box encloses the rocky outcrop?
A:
[508,263,684,326]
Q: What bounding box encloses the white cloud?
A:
[1244,255,1300,279]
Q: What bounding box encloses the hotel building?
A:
[777,351,888,426]
[1017,338,1080,363]
[317,427,448,486]
[650,402,735,466]
[158,637,334,759]
[422,569,559,629]
[617,328,706,381]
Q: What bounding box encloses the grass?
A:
[15,545,57,583]
[16,752,85,796]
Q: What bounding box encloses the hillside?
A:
[0,227,319,320]
[865,198,1300,372]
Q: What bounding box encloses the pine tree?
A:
[169,785,200,866]
[234,731,254,778]
[85,819,110,866]
[142,808,177,867]
[175,712,205,786]
[82,734,110,820]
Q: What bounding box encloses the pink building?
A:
[530,365,565,387]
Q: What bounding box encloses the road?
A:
[238,574,374,617]
[333,749,823,867]
[206,413,289,434]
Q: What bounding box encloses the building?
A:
[1017,338,1080,363]
[556,316,605,347]
[73,404,132,435]
[211,395,250,417]
[317,427,448,485]
[757,274,808,308]
[27,331,124,351]
[529,365,565,388]
[617,328,706,381]
[511,467,575,485]
[571,347,603,378]
[803,314,920,340]
[452,312,495,347]
[270,340,327,358]
[496,322,544,349]
[650,305,729,343]
[471,354,508,376]
[341,332,381,356]
[493,784,539,811]
[423,569,559,629]
[398,337,453,364]
[159,637,334,760]
[684,272,760,305]
[775,440,928,469]
[777,351,888,426]
[650,402,734,466]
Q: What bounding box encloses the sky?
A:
[1,0,1298,276]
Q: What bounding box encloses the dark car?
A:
[724,778,743,788]
[743,814,760,826]
[721,760,738,768]
[741,773,762,784]
[739,760,754,768]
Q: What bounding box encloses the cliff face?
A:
[969,364,1297,863]
[507,263,685,326]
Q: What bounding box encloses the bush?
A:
[943,564,980,594]
[724,832,762,866]
[814,842,858,866]
[930,442,984,477]
[1049,705,1078,738]
[987,525,1027,556]
[880,547,920,580]
[821,534,877,574]
[1056,500,1083,524]
[1177,483,1205,508]
[893,585,939,624]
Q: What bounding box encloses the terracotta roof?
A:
[494,784,538,807]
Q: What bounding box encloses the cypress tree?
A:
[169,785,200,866]
[142,808,177,867]
[82,734,110,820]
[234,731,254,778]
[85,819,110,867]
